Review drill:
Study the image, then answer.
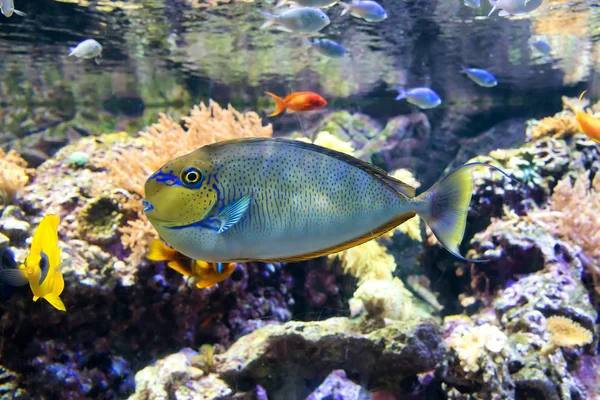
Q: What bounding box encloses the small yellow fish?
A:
[575,91,600,144]
[147,239,236,289]
[0,215,66,311]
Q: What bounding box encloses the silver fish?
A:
[259,7,330,33]
[488,0,543,17]
[68,39,103,62]
[0,0,25,17]
[275,0,338,8]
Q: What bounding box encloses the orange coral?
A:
[0,149,33,206]
[94,101,272,263]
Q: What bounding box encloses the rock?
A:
[0,206,31,242]
[215,317,442,395]
[129,348,232,400]
[0,232,9,248]
[306,370,371,400]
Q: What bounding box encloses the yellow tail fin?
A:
[416,162,512,262]
[265,92,287,117]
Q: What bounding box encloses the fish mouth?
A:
[142,200,154,213]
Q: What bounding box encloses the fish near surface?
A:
[575,91,600,144]
[275,0,338,8]
[68,39,103,61]
[147,239,236,289]
[0,215,66,311]
[0,0,25,17]
[143,138,510,264]
[258,7,330,33]
[264,91,327,117]
[339,0,387,22]
[487,0,543,17]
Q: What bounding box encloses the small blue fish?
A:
[393,86,441,109]
[339,0,387,22]
[307,38,346,58]
[464,0,480,8]
[461,66,498,87]
[531,40,551,56]
[259,7,330,33]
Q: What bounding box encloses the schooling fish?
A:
[393,86,441,109]
[68,39,103,63]
[307,38,346,58]
[487,0,543,17]
[575,91,600,144]
[0,0,25,17]
[0,215,66,311]
[461,66,498,87]
[464,0,480,8]
[339,0,387,22]
[147,239,236,289]
[275,0,338,8]
[143,138,510,264]
[265,91,327,117]
[259,7,330,33]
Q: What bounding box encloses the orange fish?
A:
[265,91,327,117]
[147,239,236,289]
[576,91,600,144]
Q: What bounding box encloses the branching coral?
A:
[0,149,33,207]
[527,113,580,141]
[94,101,272,263]
[329,240,396,285]
[532,171,600,296]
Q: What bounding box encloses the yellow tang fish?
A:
[147,239,236,289]
[0,215,66,311]
[142,138,509,264]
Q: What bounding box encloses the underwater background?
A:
[1,0,600,398]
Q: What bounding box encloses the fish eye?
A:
[180,167,203,188]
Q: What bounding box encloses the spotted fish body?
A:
[144,138,499,264]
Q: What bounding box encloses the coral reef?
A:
[129,348,232,400]
[214,317,443,396]
[0,149,33,208]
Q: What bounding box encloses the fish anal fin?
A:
[196,280,216,289]
[215,194,252,234]
[44,294,66,311]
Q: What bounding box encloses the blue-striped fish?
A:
[143,138,505,263]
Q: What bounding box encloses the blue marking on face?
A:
[142,200,154,213]
[148,169,182,187]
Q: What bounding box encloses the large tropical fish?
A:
[143,138,504,263]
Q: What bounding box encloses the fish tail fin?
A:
[415,163,501,262]
[43,293,66,311]
[265,92,286,117]
[13,9,26,16]
[258,10,278,29]
[460,64,468,73]
[339,2,351,16]
[68,47,76,56]
[147,239,180,262]
[393,86,406,101]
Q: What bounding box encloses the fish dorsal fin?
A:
[216,138,416,198]
[215,194,252,234]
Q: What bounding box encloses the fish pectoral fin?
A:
[276,26,294,33]
[0,269,29,286]
[215,194,252,234]
[43,293,66,311]
[13,9,26,16]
